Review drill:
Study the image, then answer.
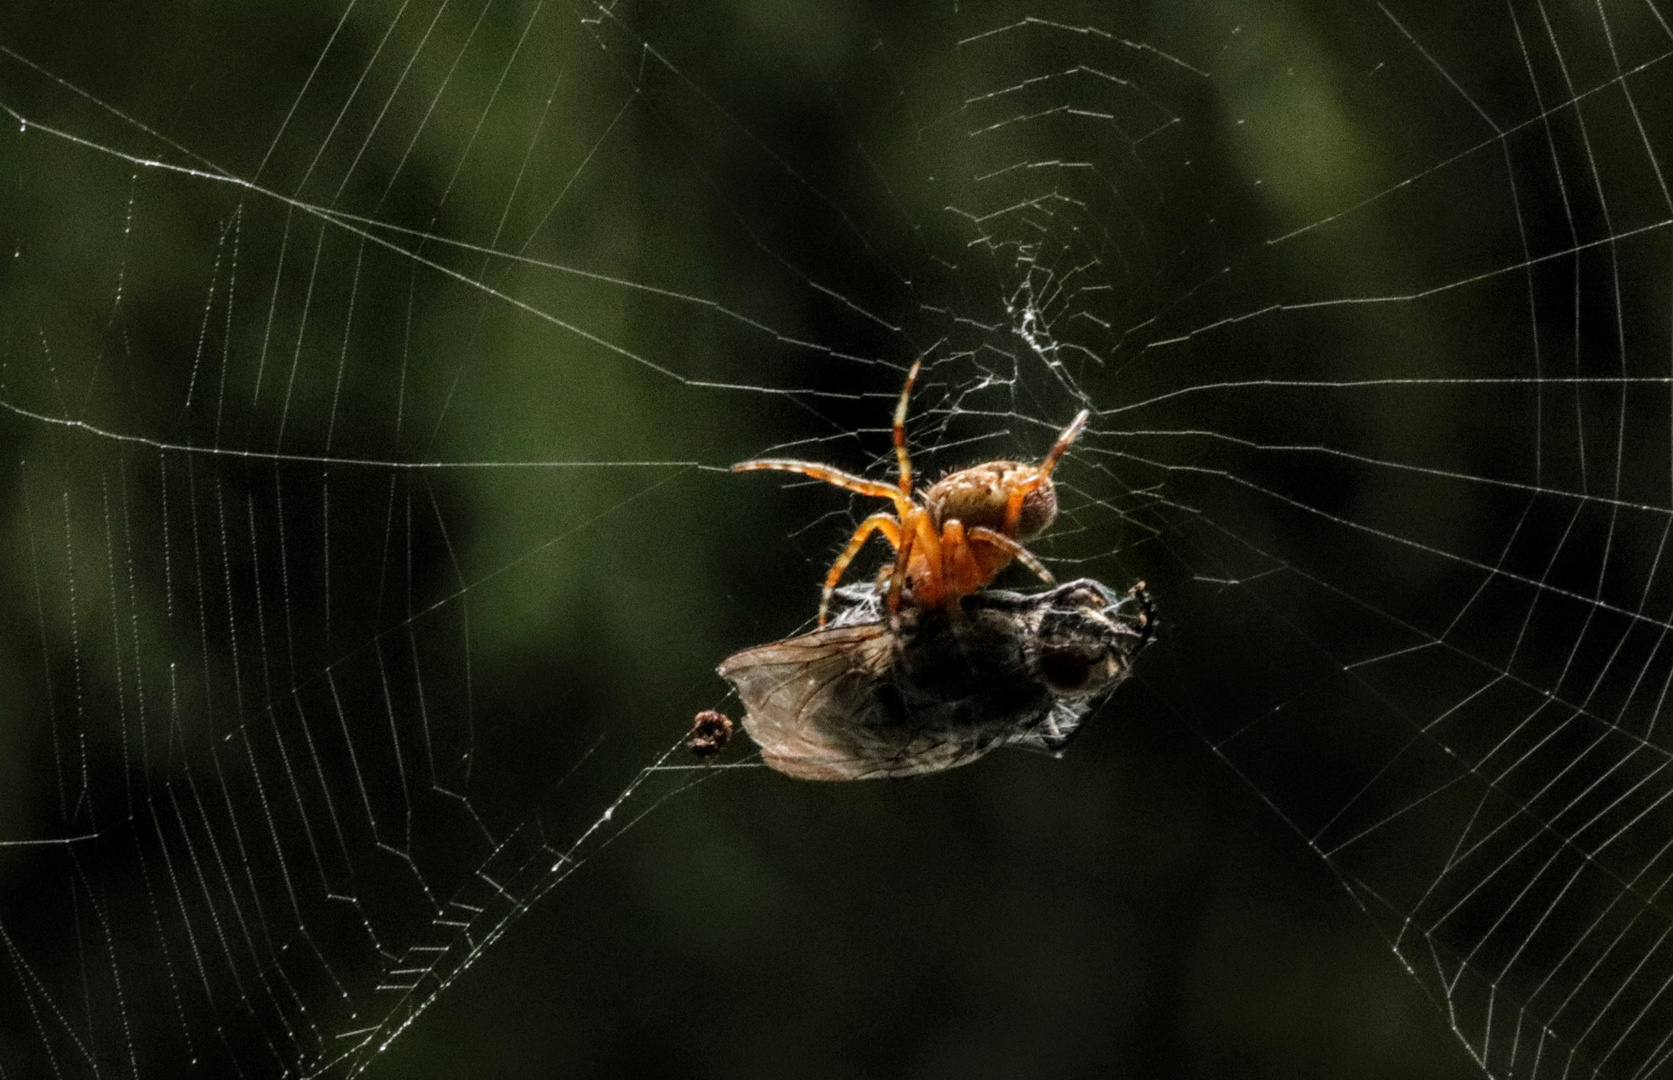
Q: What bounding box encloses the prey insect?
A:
[716,579,1154,781]
[733,361,1090,626]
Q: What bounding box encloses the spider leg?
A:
[888,506,945,615]
[887,509,918,618]
[732,459,914,517]
[913,510,945,606]
[1001,408,1091,534]
[1039,409,1090,479]
[1001,483,1032,536]
[893,359,921,498]
[968,525,1056,585]
[818,512,902,627]
[940,519,984,597]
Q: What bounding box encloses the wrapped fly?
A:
[718,579,1154,780]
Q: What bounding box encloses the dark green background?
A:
[2,1,1668,1077]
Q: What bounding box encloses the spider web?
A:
[0,0,1671,1076]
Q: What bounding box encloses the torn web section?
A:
[673,4,1252,593]
[896,13,1229,448]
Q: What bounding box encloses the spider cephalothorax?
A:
[734,361,1090,625]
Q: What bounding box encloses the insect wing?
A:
[718,624,894,781]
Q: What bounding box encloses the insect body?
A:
[717,579,1154,781]
[733,361,1090,626]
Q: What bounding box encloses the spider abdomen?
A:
[924,462,1058,539]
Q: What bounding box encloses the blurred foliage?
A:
[3,0,1662,1076]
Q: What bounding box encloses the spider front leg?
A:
[732,459,914,517]
[819,512,902,627]
[893,359,921,498]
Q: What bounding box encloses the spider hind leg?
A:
[968,525,1055,585]
[1040,409,1091,477]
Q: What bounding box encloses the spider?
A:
[734,361,1090,626]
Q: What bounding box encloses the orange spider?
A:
[734,361,1090,626]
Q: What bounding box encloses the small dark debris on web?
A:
[686,709,735,762]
